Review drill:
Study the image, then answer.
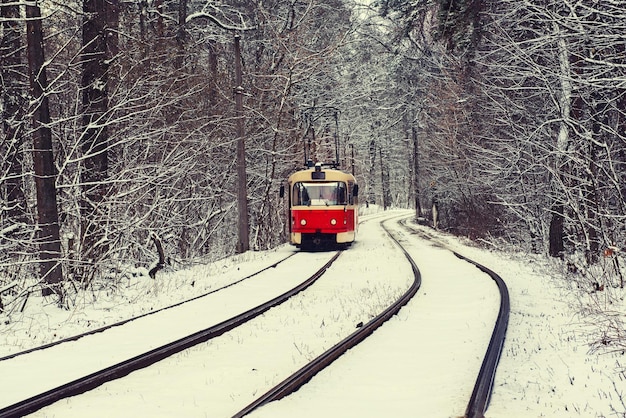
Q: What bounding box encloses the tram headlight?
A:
[300,219,307,226]
[330,218,337,225]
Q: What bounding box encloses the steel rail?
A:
[455,252,510,418]
[400,216,510,418]
[233,216,509,418]
[0,253,296,362]
[0,252,338,418]
[232,218,422,418]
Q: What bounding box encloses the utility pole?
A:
[349,143,355,175]
[234,34,249,253]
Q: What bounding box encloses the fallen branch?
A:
[0,281,18,294]
[0,281,18,313]
[148,233,166,279]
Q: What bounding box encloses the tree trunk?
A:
[367,139,377,206]
[412,126,422,217]
[379,146,391,209]
[81,0,110,262]
[548,23,571,260]
[176,0,187,69]
[1,0,26,222]
[583,94,603,264]
[105,0,119,67]
[26,3,64,298]
[234,35,249,253]
[549,203,564,258]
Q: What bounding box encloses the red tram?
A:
[285,162,359,249]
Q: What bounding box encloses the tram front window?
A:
[294,182,347,206]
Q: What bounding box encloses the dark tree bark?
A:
[155,0,164,39]
[26,3,64,298]
[234,35,249,253]
[81,0,110,261]
[1,0,26,222]
[412,126,422,217]
[549,203,564,258]
[367,139,377,205]
[379,146,391,210]
[105,0,119,64]
[176,0,188,68]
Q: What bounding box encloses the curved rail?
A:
[400,217,510,418]
[455,252,510,418]
[233,215,509,418]
[0,252,338,418]
[0,253,296,362]
[232,218,422,418]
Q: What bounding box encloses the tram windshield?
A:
[293,181,347,206]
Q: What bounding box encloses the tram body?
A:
[286,164,359,249]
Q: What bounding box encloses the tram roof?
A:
[288,167,356,183]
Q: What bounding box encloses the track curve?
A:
[455,252,510,418]
[234,214,509,418]
[232,215,422,417]
[402,217,510,418]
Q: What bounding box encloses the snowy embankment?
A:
[412,218,626,417]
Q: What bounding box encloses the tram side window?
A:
[293,183,310,206]
[348,182,358,205]
[337,182,347,205]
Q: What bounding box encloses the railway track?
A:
[401,218,510,418]
[1,212,508,418]
[234,214,509,418]
[0,251,339,418]
[232,215,422,417]
[0,253,297,363]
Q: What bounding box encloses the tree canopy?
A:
[1,0,625,308]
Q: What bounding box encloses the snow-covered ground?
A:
[0,208,624,417]
[249,216,500,417]
[426,222,626,418]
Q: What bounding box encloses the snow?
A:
[0,208,624,418]
[251,220,500,418]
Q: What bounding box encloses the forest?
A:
[1,0,625,314]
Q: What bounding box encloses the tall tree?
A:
[81,0,111,262]
[234,34,249,253]
[436,0,482,58]
[1,0,26,222]
[176,0,187,68]
[26,2,64,299]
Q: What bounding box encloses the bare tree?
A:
[476,1,626,262]
[80,0,113,265]
[373,0,626,262]
[1,0,27,223]
[238,0,355,249]
[26,2,63,299]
